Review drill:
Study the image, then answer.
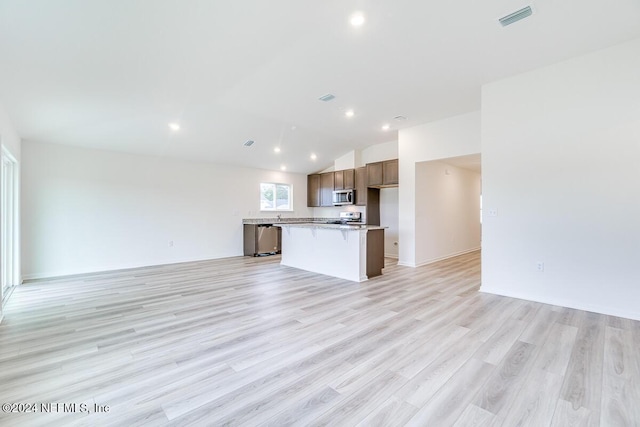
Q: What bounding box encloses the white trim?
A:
[397,247,481,268]
[415,247,481,268]
[22,255,244,282]
[397,261,416,267]
[479,287,640,322]
[384,253,399,259]
[1,144,20,305]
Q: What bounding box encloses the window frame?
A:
[259,182,293,212]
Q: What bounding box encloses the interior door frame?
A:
[1,144,19,307]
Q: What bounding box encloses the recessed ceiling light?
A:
[382,124,390,131]
[168,122,180,131]
[310,153,317,160]
[280,165,287,171]
[350,12,365,27]
[274,147,281,153]
[345,109,355,118]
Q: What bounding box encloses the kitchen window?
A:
[260,182,292,211]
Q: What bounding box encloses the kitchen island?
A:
[276,223,385,282]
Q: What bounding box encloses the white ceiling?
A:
[1,1,639,174]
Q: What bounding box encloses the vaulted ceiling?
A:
[1,1,639,173]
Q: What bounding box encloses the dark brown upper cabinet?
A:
[308,161,395,207]
[366,159,398,187]
[334,170,344,190]
[307,174,321,207]
[343,169,355,189]
[334,169,355,190]
[383,159,398,185]
[366,162,383,187]
[319,172,335,207]
[355,167,367,206]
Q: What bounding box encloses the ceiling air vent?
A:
[499,6,533,27]
[318,94,335,102]
[243,140,255,147]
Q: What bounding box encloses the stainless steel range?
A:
[324,211,362,224]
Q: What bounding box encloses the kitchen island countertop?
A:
[275,223,385,230]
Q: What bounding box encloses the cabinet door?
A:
[334,170,344,190]
[383,159,399,185]
[355,167,367,206]
[320,172,335,207]
[307,174,320,207]
[343,169,355,189]
[367,162,383,187]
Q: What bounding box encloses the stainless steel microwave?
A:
[332,189,355,205]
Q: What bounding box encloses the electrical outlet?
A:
[488,208,498,217]
[536,261,544,272]
[168,240,174,248]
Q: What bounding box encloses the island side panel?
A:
[366,228,385,278]
[280,226,367,282]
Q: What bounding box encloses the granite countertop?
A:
[242,217,383,229]
[243,217,320,225]
[274,223,386,231]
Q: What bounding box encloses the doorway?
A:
[1,145,19,305]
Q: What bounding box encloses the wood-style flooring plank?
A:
[600,326,639,426]
[559,311,606,422]
[404,357,495,426]
[0,251,638,426]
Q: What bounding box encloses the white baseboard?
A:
[384,253,399,259]
[414,247,481,268]
[22,254,243,282]
[396,247,481,268]
[479,286,640,321]
[397,261,416,267]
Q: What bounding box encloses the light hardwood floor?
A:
[0,251,638,426]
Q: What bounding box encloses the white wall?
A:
[333,141,398,170]
[481,37,640,320]
[21,141,312,279]
[334,150,360,171]
[380,188,399,257]
[359,141,398,166]
[0,105,21,160]
[415,161,481,265]
[398,111,481,266]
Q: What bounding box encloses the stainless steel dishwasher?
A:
[243,224,281,256]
